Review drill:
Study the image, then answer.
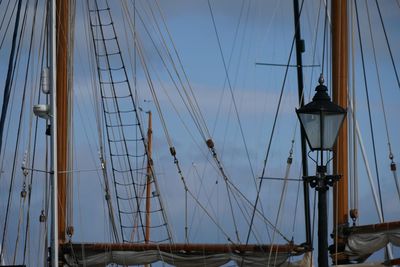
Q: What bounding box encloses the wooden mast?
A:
[145,111,153,244]
[332,0,349,260]
[56,0,69,244]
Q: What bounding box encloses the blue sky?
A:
[0,0,400,264]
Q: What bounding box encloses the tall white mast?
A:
[50,0,59,265]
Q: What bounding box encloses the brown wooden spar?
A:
[331,0,349,262]
[56,0,70,244]
[145,111,153,244]
[345,221,400,235]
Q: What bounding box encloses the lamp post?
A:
[296,75,346,267]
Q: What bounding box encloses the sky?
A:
[0,0,400,265]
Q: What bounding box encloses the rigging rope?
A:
[129,6,248,240]
[0,0,18,49]
[321,0,328,75]
[0,0,28,262]
[88,0,172,244]
[374,0,400,92]
[170,147,236,244]
[13,0,43,262]
[153,0,212,139]
[267,144,294,266]
[365,0,400,201]
[90,0,147,242]
[206,139,241,243]
[125,0,252,245]
[129,2,208,142]
[0,0,23,163]
[82,0,119,243]
[244,0,305,247]
[207,0,258,194]
[354,0,385,221]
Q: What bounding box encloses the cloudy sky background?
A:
[0,0,400,264]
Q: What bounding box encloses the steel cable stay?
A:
[241,1,325,255]
[3,16,44,263]
[127,1,207,141]
[123,0,226,182]
[0,0,23,175]
[243,10,301,250]
[11,0,42,262]
[132,32,289,244]
[141,0,211,140]
[153,0,213,139]
[208,0,249,211]
[211,4,272,207]
[365,0,400,201]
[125,2,208,142]
[374,0,400,92]
[354,1,397,260]
[225,179,292,244]
[73,89,121,241]
[188,163,265,245]
[206,140,242,243]
[121,3,238,246]
[173,0,260,244]
[228,183,265,246]
[290,167,303,240]
[354,0,385,221]
[207,0,259,199]
[207,3,263,226]
[164,139,239,245]
[123,5,251,238]
[0,0,18,50]
[186,164,220,242]
[0,0,31,262]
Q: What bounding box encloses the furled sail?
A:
[62,243,307,267]
[343,222,400,261]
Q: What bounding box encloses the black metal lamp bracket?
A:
[302,170,341,191]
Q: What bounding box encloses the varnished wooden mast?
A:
[332,0,349,258]
[145,111,153,243]
[56,0,69,244]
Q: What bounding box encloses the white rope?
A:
[354,116,383,222]
[267,146,294,266]
[365,0,400,201]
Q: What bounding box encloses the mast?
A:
[292,0,311,247]
[332,0,349,260]
[56,0,70,245]
[145,111,152,244]
[50,0,59,265]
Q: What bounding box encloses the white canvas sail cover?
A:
[64,250,311,267]
[345,229,400,259]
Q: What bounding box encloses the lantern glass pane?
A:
[322,113,346,150]
[299,113,321,149]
